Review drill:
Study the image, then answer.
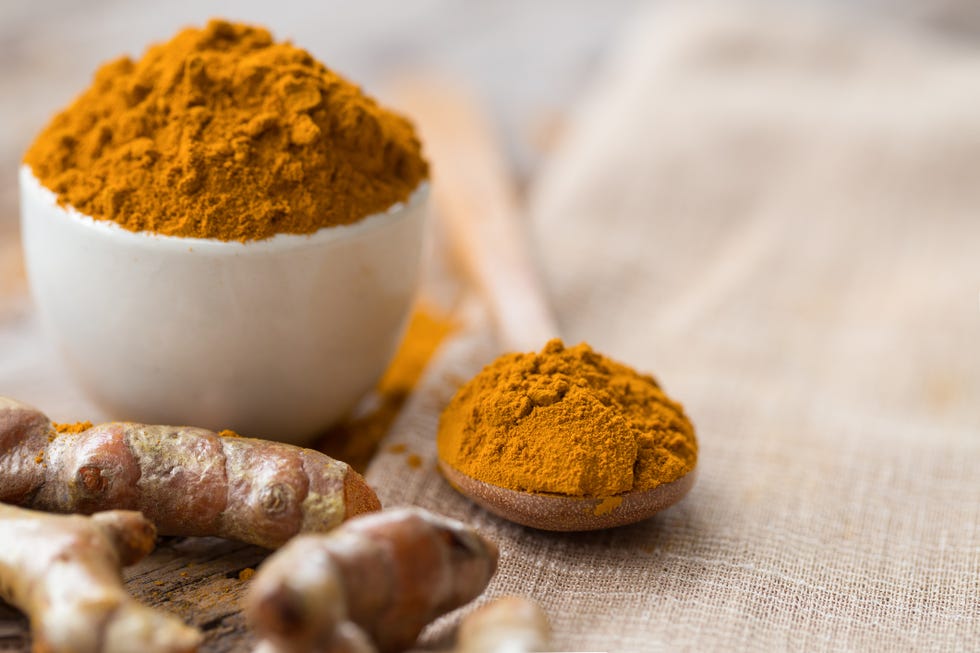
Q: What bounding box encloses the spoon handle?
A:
[390,77,558,353]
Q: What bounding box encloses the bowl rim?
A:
[20,164,429,254]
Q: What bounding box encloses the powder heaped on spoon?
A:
[437,339,698,498]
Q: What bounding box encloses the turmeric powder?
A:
[52,421,93,435]
[24,19,427,242]
[438,339,697,497]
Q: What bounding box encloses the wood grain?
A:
[0,537,268,652]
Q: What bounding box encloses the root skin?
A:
[0,398,381,549]
[247,507,499,653]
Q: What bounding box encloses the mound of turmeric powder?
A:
[438,339,697,497]
[24,19,428,241]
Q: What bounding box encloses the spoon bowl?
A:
[440,461,697,531]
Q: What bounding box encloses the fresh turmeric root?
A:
[0,397,380,549]
[246,507,499,653]
[456,597,550,653]
[0,503,201,653]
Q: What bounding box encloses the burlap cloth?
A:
[2,2,978,651]
[370,3,980,651]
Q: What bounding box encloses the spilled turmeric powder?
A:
[318,306,454,472]
[52,421,93,435]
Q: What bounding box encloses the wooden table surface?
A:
[0,1,976,650]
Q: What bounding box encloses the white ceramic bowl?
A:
[20,166,427,445]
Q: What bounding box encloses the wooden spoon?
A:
[441,464,698,531]
[391,77,696,530]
